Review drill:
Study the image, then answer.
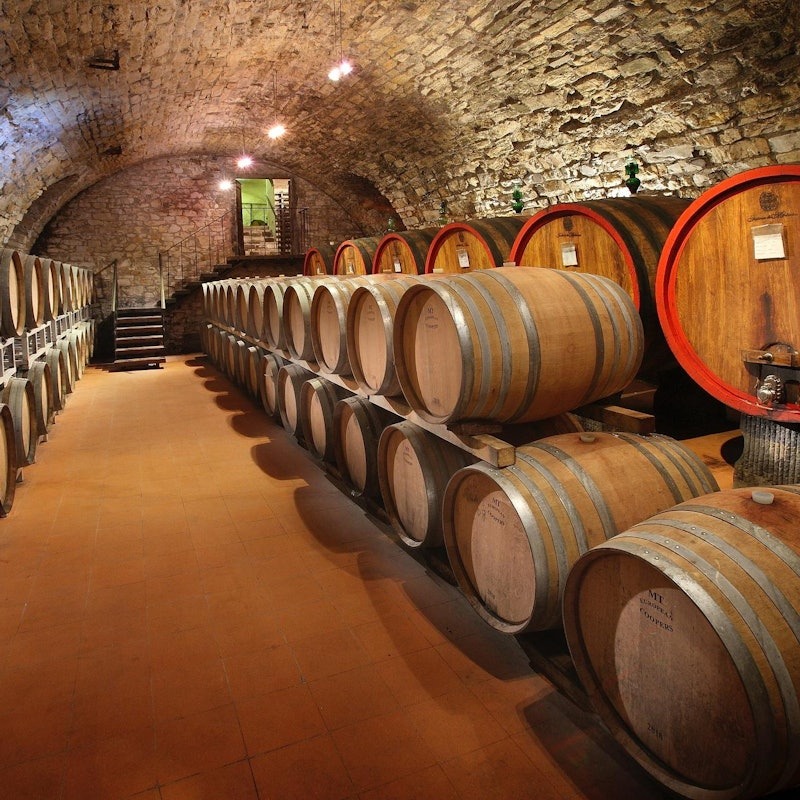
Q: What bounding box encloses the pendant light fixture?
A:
[328,0,352,81]
[267,70,286,140]
[236,114,253,170]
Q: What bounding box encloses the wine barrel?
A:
[26,360,53,436]
[57,262,73,313]
[22,254,45,330]
[378,421,477,548]
[0,404,16,516]
[333,236,382,276]
[232,338,248,387]
[346,275,425,396]
[45,346,68,412]
[2,377,37,466]
[303,243,337,276]
[394,267,644,424]
[264,277,313,353]
[424,216,529,273]
[333,396,399,500]
[39,258,60,322]
[443,430,718,633]
[299,377,350,462]
[260,352,286,418]
[277,363,315,440]
[245,280,274,341]
[283,276,341,362]
[563,485,800,800]
[0,248,25,337]
[56,337,78,394]
[244,345,261,397]
[372,229,439,275]
[657,165,800,422]
[310,275,399,376]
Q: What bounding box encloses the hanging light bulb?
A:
[267,123,286,140]
[218,179,234,191]
[266,71,287,140]
[236,154,253,169]
[328,1,353,81]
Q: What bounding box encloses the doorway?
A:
[237,178,292,255]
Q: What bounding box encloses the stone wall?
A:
[34,154,364,355]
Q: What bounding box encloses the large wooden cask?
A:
[346,275,425,397]
[333,236,382,276]
[378,421,477,549]
[393,267,644,424]
[424,216,528,273]
[509,196,690,376]
[333,396,399,500]
[372,229,439,275]
[303,243,338,276]
[563,485,800,800]
[443,431,717,633]
[657,165,800,422]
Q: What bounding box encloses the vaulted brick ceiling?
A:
[1,0,798,245]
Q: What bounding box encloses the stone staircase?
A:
[112,307,166,370]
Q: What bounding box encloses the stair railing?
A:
[158,210,237,299]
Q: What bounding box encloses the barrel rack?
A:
[203,317,666,710]
[2,305,93,481]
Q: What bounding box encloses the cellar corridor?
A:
[0,354,673,799]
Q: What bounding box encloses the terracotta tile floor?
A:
[0,354,677,799]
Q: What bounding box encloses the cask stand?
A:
[202,317,661,718]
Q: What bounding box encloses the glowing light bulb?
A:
[236,155,253,169]
[328,66,341,81]
[267,123,286,140]
[338,60,352,76]
[218,179,233,191]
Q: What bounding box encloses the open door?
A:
[236,178,292,255]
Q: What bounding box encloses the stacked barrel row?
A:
[308,166,800,429]
[201,164,800,800]
[0,247,95,517]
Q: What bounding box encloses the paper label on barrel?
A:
[752,223,786,260]
[456,246,470,269]
[561,242,579,267]
[393,258,402,273]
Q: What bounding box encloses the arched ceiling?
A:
[1,0,798,245]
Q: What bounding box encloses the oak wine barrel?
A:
[283,276,340,362]
[372,229,439,275]
[303,243,338,276]
[39,258,60,322]
[333,396,399,500]
[244,345,261,398]
[277,363,315,440]
[346,275,425,396]
[424,216,528,273]
[333,236,382,276]
[394,267,644,424]
[45,346,68,412]
[299,377,350,462]
[310,275,400,376]
[260,352,286,418]
[56,337,78,394]
[22,254,45,330]
[443,431,718,633]
[2,377,38,466]
[26,360,54,436]
[563,485,800,800]
[656,165,800,422]
[0,248,25,337]
[378,421,477,549]
[0,404,16,516]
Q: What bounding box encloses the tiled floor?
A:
[0,354,674,799]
